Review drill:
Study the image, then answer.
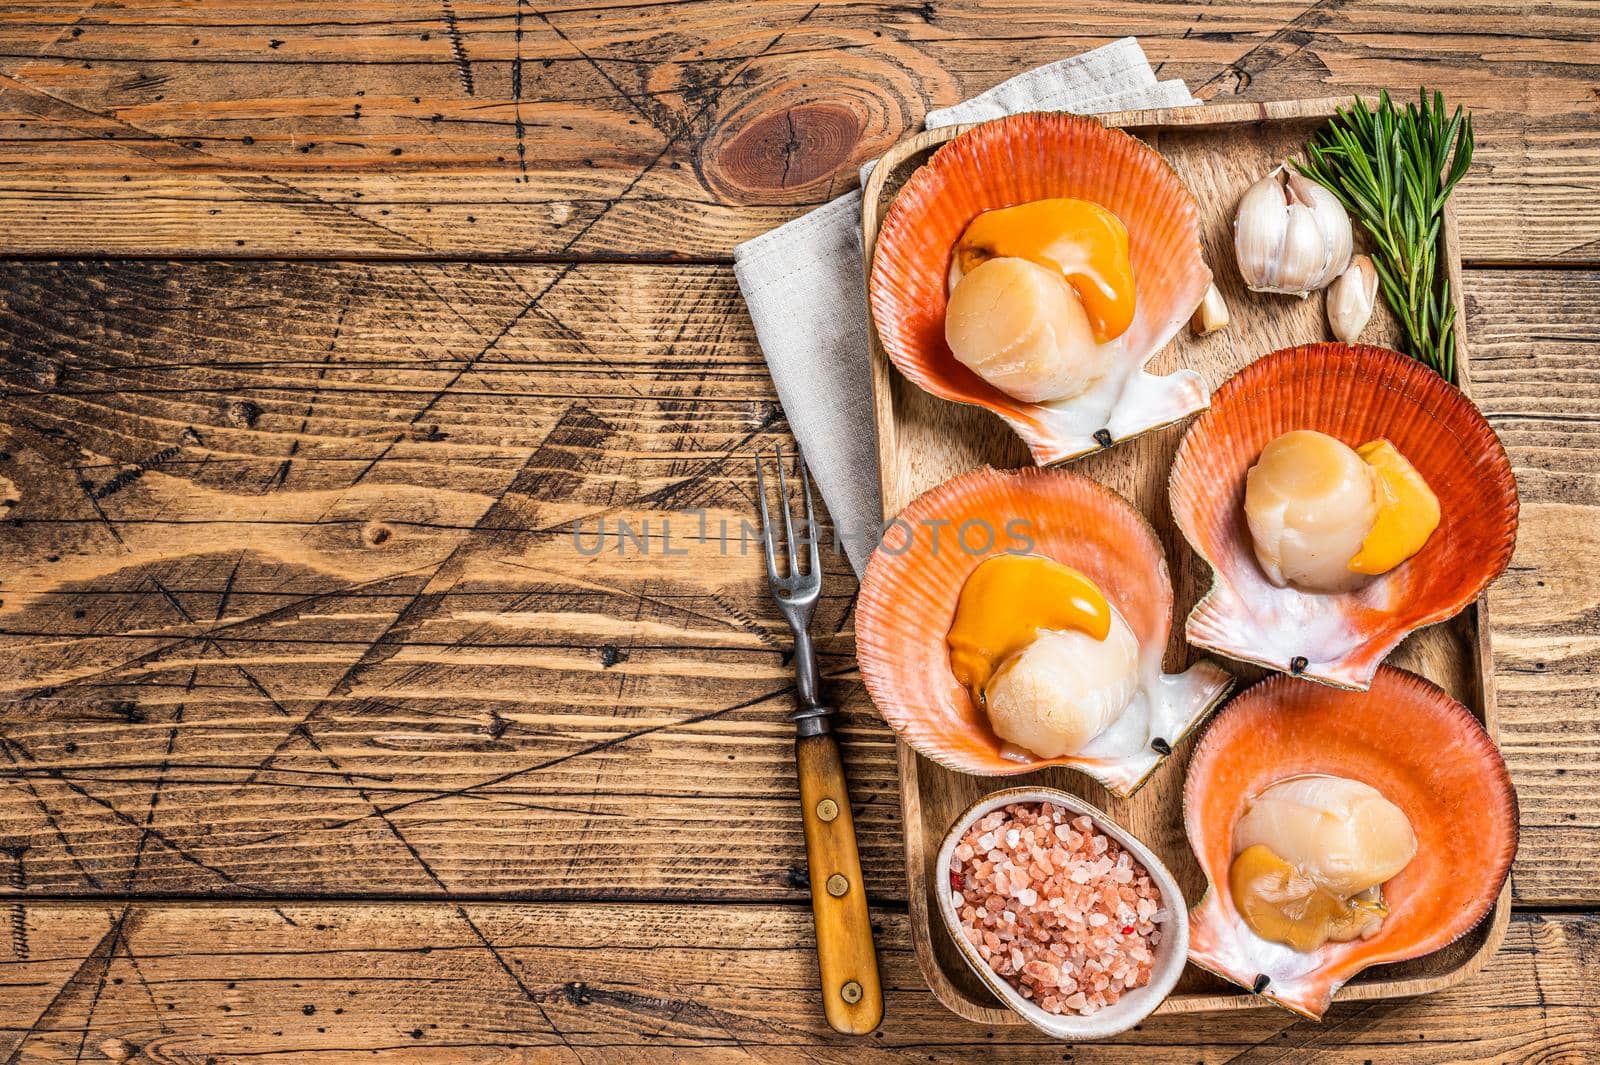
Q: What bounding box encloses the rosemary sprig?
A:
[1294,89,1473,380]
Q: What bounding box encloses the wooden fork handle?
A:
[795,728,884,1035]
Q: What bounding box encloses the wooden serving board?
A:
[857,97,1510,1022]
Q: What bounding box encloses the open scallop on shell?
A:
[1170,343,1518,690]
[1184,667,1517,1019]
[867,112,1213,466]
[855,466,1232,797]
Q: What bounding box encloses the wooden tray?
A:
[857,97,1510,1021]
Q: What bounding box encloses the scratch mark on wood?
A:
[3,847,24,961]
[245,682,796,846]
[550,2,821,256]
[3,730,250,891]
[70,907,127,1063]
[239,405,605,791]
[440,0,476,95]
[0,69,434,254]
[0,740,105,890]
[535,8,661,133]
[273,300,349,491]
[92,444,182,501]
[512,0,529,182]
[1194,0,1346,97]
[15,568,434,704]
[350,432,404,486]
[2,906,128,1065]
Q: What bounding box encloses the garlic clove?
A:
[1234,168,1290,291]
[1191,282,1230,336]
[1234,166,1354,296]
[1278,204,1327,300]
[1327,254,1379,342]
[1288,173,1353,289]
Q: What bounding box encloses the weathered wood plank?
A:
[0,903,1593,1062]
[0,2,1594,259]
[0,261,1592,904]
[1463,268,1600,908]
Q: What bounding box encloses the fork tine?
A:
[798,449,819,579]
[753,450,781,584]
[775,442,797,579]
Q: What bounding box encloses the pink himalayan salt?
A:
[950,802,1166,1018]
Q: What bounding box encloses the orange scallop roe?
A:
[950,802,1167,1016]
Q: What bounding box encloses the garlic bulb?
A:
[1234,166,1353,297]
[1328,254,1378,342]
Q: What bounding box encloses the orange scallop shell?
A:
[854,466,1232,796]
[867,112,1213,465]
[1183,667,1517,1019]
[1170,343,1518,689]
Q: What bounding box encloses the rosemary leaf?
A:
[1293,88,1473,378]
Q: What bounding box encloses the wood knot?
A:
[224,399,262,427]
[99,1038,135,1062]
[24,357,62,391]
[361,521,394,548]
[706,102,863,201]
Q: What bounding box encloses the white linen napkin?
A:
[733,38,1199,576]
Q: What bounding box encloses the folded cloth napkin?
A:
[734,37,1198,576]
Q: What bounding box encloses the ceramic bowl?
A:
[935,786,1189,1039]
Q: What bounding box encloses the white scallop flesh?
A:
[1234,775,1418,898]
[1244,430,1379,593]
[944,256,1112,404]
[982,608,1139,758]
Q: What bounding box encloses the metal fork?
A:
[754,444,883,1036]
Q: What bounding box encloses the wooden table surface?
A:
[0,2,1595,1061]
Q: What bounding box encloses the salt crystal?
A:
[1005,828,1021,848]
[1087,913,1108,927]
[1018,887,1038,906]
